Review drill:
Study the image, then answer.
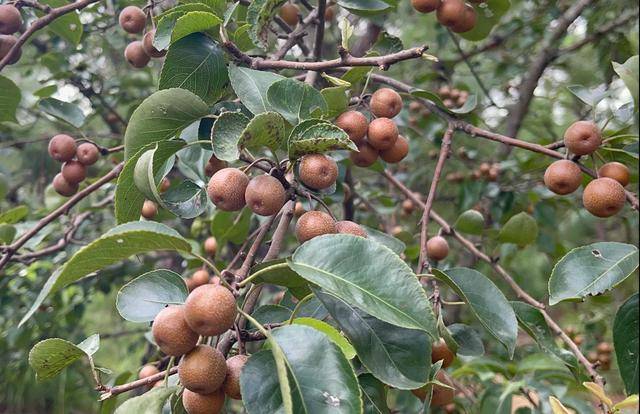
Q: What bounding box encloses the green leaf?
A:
[450,93,478,114]
[244,259,311,299]
[498,212,538,246]
[0,75,21,123]
[252,305,292,327]
[289,234,437,335]
[315,289,430,390]
[159,33,228,104]
[267,78,328,125]
[292,317,357,359]
[114,386,178,414]
[77,334,100,356]
[38,97,85,128]
[211,111,250,161]
[20,222,192,327]
[336,0,392,15]
[359,374,390,414]
[240,324,362,413]
[321,86,349,119]
[409,88,447,110]
[614,293,639,394]
[0,205,28,224]
[613,55,639,110]
[0,224,16,244]
[240,111,286,153]
[433,268,517,357]
[123,88,209,160]
[161,180,208,218]
[548,242,639,305]
[172,11,222,43]
[454,209,484,235]
[246,0,287,49]
[33,84,57,98]
[228,64,285,115]
[288,119,356,159]
[459,0,511,42]
[43,0,83,45]
[116,269,189,323]
[28,337,91,380]
[210,208,253,246]
[448,323,485,357]
[567,84,608,107]
[362,225,406,255]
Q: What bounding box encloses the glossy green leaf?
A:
[28,336,93,380]
[240,325,362,413]
[116,269,188,323]
[245,259,311,299]
[210,208,253,246]
[548,242,639,305]
[288,119,356,159]
[246,0,287,48]
[613,55,639,110]
[459,0,511,42]
[161,180,208,219]
[359,374,390,414]
[159,33,228,104]
[362,225,406,255]
[454,209,485,235]
[433,268,517,357]
[0,75,20,123]
[316,289,430,389]
[172,11,222,43]
[337,0,392,15]
[321,86,349,119]
[38,98,85,128]
[614,293,639,394]
[448,323,485,357]
[0,205,28,224]
[43,0,83,45]
[228,64,285,115]
[240,111,286,152]
[0,224,16,244]
[114,386,178,414]
[498,212,538,246]
[252,305,292,327]
[290,234,437,335]
[409,89,447,110]
[211,111,250,161]
[567,84,608,107]
[450,93,478,114]
[20,222,192,326]
[268,78,328,125]
[292,317,356,359]
[123,88,209,160]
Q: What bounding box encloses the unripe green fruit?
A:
[295,211,336,243]
[142,29,166,58]
[367,118,399,150]
[380,135,409,163]
[124,40,150,68]
[436,0,466,27]
[61,160,86,184]
[350,142,379,167]
[48,134,77,162]
[245,175,286,216]
[563,120,601,156]
[141,200,158,219]
[76,143,100,165]
[207,168,249,211]
[582,177,625,218]
[179,345,227,394]
[543,159,582,195]
[0,5,22,35]
[411,0,441,13]
[335,220,367,237]
[299,154,338,190]
[119,6,146,34]
[151,305,199,356]
[431,338,455,368]
[335,110,368,145]
[279,3,300,26]
[182,389,225,414]
[426,236,449,261]
[223,354,248,399]
[0,34,20,64]
[184,284,237,336]
[370,88,403,118]
[598,162,630,186]
[52,173,78,197]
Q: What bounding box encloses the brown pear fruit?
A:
[119,6,146,34]
[335,110,368,145]
[412,371,455,407]
[299,154,338,190]
[411,0,441,13]
[380,135,409,163]
[596,342,612,354]
[204,236,218,256]
[402,199,415,214]
[0,5,22,34]
[184,284,237,336]
[141,200,158,219]
[124,40,150,68]
[451,3,476,33]
[350,142,379,167]
[582,177,626,217]
[142,29,166,58]
[139,364,159,379]
[52,173,78,197]
[76,143,100,166]
[151,305,199,356]
[159,177,171,192]
[191,269,210,287]
[294,201,306,217]
[48,134,77,162]
[598,162,630,186]
[543,159,582,195]
[426,236,449,261]
[431,338,455,368]
[563,120,601,156]
[367,118,399,150]
[178,345,227,394]
[207,168,249,211]
[61,160,87,184]
[182,389,225,414]
[324,5,335,21]
[436,0,466,27]
[245,175,287,216]
[370,88,403,118]
[295,211,336,243]
[279,3,300,26]
[223,354,248,399]
[335,220,368,237]
[0,34,20,64]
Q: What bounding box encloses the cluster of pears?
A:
[411,0,482,33]
[543,120,629,218]
[0,4,21,65]
[587,341,614,371]
[151,283,244,413]
[438,85,470,109]
[47,134,100,197]
[140,178,171,219]
[118,6,165,69]
[412,338,457,408]
[336,88,409,168]
[470,161,500,182]
[278,1,335,26]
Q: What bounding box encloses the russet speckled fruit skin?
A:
[53,173,78,197]
[0,5,22,34]
[124,41,150,68]
[299,154,338,190]
[191,269,210,287]
[119,6,146,34]
[184,284,237,336]
[223,354,248,399]
[412,371,454,407]
[279,3,300,26]
[182,388,225,414]
[295,211,336,243]
[370,88,403,118]
[179,345,227,394]
[543,159,582,195]
[582,177,626,218]
[411,0,441,13]
[367,118,399,151]
[335,111,368,145]
[432,338,455,368]
[152,305,199,356]
[426,236,449,261]
[142,30,166,58]
[207,168,249,211]
[335,220,368,237]
[0,34,20,64]
[245,175,287,216]
[141,200,158,219]
[436,0,466,26]
[76,143,99,165]
[563,120,602,156]
[598,162,630,187]
[350,142,379,167]
[451,3,476,33]
[48,134,77,162]
[61,160,86,184]
[380,135,409,163]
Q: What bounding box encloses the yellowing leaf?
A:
[583,382,613,407]
[549,396,572,414]
[613,394,639,411]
